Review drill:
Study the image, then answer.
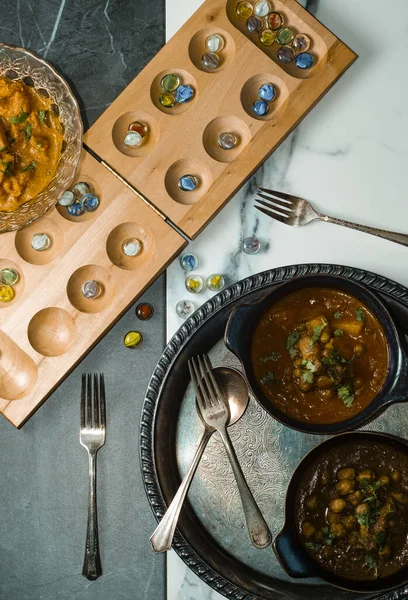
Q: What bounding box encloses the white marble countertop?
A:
[165,0,408,598]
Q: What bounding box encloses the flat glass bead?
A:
[136,303,154,321]
[278,45,295,64]
[267,12,284,30]
[254,0,271,17]
[201,52,220,70]
[159,92,176,108]
[218,132,238,150]
[206,34,225,53]
[180,252,199,272]
[295,51,315,69]
[72,182,92,201]
[124,331,143,349]
[276,27,295,45]
[207,274,225,292]
[178,175,198,192]
[246,16,263,33]
[81,193,100,212]
[236,1,253,18]
[58,190,75,206]
[67,202,84,216]
[260,29,276,46]
[0,284,14,302]
[82,280,101,299]
[128,121,148,136]
[185,275,203,294]
[252,99,270,117]
[31,233,51,251]
[243,236,261,254]
[122,237,142,257]
[175,84,195,103]
[0,268,19,286]
[176,299,195,319]
[259,83,276,102]
[160,73,180,92]
[293,33,311,52]
[124,131,143,147]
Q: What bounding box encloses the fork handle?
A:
[321,215,408,247]
[150,428,213,553]
[218,426,271,549]
[82,451,102,580]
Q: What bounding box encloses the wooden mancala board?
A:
[0,0,356,428]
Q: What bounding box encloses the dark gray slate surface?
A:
[0,1,166,599]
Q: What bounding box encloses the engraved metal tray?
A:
[141,264,408,600]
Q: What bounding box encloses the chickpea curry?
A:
[251,288,389,424]
[0,76,63,212]
[296,440,408,581]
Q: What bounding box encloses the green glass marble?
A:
[0,268,19,286]
[276,27,295,45]
[160,73,180,92]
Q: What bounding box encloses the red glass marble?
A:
[136,302,154,320]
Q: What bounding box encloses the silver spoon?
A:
[150,366,249,553]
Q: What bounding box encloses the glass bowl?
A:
[0,43,83,233]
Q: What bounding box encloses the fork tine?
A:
[87,373,92,428]
[255,197,292,215]
[188,358,206,412]
[81,374,86,429]
[203,355,225,403]
[257,192,293,211]
[100,374,106,430]
[258,188,297,203]
[94,373,100,428]
[255,205,289,225]
[198,356,218,407]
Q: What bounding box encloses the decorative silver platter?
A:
[141,264,408,600]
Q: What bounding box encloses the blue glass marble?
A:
[81,193,100,212]
[180,252,199,272]
[252,99,269,117]
[67,202,84,216]
[175,85,195,103]
[295,52,315,70]
[178,175,198,191]
[258,83,276,102]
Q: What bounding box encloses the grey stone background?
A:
[0,1,167,599]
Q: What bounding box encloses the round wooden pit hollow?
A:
[188,27,236,73]
[28,307,76,357]
[112,110,160,158]
[15,218,64,265]
[241,73,289,121]
[164,158,213,205]
[203,116,251,163]
[67,265,115,314]
[150,69,198,116]
[56,174,102,223]
[0,257,25,308]
[106,222,154,271]
[0,331,38,400]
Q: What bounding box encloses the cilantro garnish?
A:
[337,385,354,408]
[322,349,350,366]
[355,308,366,322]
[24,123,32,141]
[302,360,318,373]
[375,532,386,552]
[289,347,298,359]
[1,160,12,177]
[0,146,6,152]
[364,555,378,578]
[309,319,326,347]
[322,527,335,546]
[333,311,343,320]
[22,161,36,172]
[302,371,314,384]
[260,352,281,364]
[260,371,276,385]
[38,110,47,124]
[9,108,29,124]
[286,330,300,350]
[334,329,343,337]
[305,541,322,552]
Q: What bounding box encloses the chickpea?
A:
[294,368,302,378]
[354,377,364,390]
[326,510,341,525]
[338,467,356,480]
[348,490,363,506]
[391,471,402,483]
[354,342,366,356]
[316,376,335,390]
[302,521,316,539]
[322,347,332,359]
[348,531,360,547]
[306,496,318,510]
[357,469,375,483]
[298,380,313,393]
[331,523,346,539]
[294,358,303,368]
[336,479,355,496]
[342,515,356,530]
[321,471,330,486]
[321,546,334,560]
[317,389,336,401]
[329,498,347,513]
[379,545,391,558]
[355,503,369,516]
[320,331,331,344]
[392,492,408,505]
[379,475,390,486]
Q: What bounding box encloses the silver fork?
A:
[80,373,106,580]
[188,355,271,549]
[255,188,408,247]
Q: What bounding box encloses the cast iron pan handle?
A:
[273,526,318,579]
[382,349,408,408]
[225,304,256,358]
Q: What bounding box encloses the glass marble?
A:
[243,236,261,254]
[267,12,284,30]
[185,275,203,294]
[207,274,225,292]
[58,190,75,206]
[136,303,154,321]
[0,284,14,302]
[293,33,311,52]
[122,237,142,257]
[67,202,84,216]
[124,131,143,147]
[236,0,253,18]
[175,84,195,103]
[176,299,195,319]
[0,268,19,286]
[31,233,51,251]
[252,99,270,117]
[206,34,225,53]
[72,182,92,201]
[180,252,199,272]
[82,280,101,299]
[260,29,276,46]
[246,16,263,33]
[201,52,220,70]
[254,0,271,17]
[259,83,276,102]
[128,121,148,136]
[159,92,176,108]
[276,27,295,45]
[178,175,198,192]
[81,193,100,212]
[295,51,315,69]
[218,132,238,150]
[277,45,295,64]
[124,331,143,349]
[160,73,180,92]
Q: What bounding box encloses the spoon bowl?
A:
[198,366,249,431]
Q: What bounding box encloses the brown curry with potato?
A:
[0,76,63,212]
[296,440,408,581]
[251,288,389,424]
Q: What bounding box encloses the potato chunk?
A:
[332,319,364,337]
